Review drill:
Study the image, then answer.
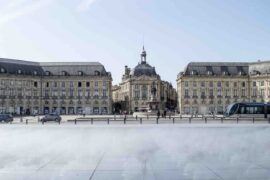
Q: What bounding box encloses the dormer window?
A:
[78,71,83,76]
[17,69,22,74]
[191,70,197,75]
[45,71,51,76]
[95,71,100,76]
[33,71,37,75]
[238,71,243,75]
[222,71,228,75]
[207,71,212,75]
[0,67,6,73]
[61,71,67,76]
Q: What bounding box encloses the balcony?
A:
[225,96,231,98]
[209,95,214,99]
[184,95,190,99]
[217,95,222,98]
[192,95,198,99]
[200,95,206,99]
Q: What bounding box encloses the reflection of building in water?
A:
[0,59,112,115]
[177,61,270,114]
[112,47,177,114]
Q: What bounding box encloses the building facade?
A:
[177,61,270,114]
[0,59,112,115]
[112,47,177,114]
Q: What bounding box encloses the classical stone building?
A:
[0,58,112,115]
[177,61,270,114]
[112,47,177,114]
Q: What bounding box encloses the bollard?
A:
[58,120,60,125]
[221,117,223,124]
[237,117,239,124]
[169,114,171,119]
[147,114,149,120]
[124,116,126,124]
[268,117,270,124]
[189,117,191,124]
[172,118,175,124]
[10,120,12,124]
[253,117,255,124]
[38,116,40,122]
[180,114,182,119]
[205,117,207,124]
[75,118,77,125]
[20,116,23,123]
[114,115,116,121]
[136,115,137,120]
[91,118,93,124]
[140,118,142,124]
[156,117,159,124]
[42,120,44,125]
[26,119,28,125]
[107,118,110,124]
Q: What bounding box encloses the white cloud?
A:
[0,0,54,25]
[77,0,97,12]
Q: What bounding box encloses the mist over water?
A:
[0,125,269,179]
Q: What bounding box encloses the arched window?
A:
[95,71,100,76]
[45,71,51,76]
[0,67,6,73]
[78,71,83,76]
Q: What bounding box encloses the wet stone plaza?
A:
[0,124,270,180]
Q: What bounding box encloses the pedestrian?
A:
[157,110,160,119]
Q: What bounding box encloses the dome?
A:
[130,63,157,77]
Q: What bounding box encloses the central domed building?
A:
[112,47,177,114]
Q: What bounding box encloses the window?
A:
[61,82,65,88]
[225,89,229,96]
[217,81,221,87]
[46,82,49,88]
[209,81,213,87]
[78,89,83,97]
[61,71,67,76]
[260,89,265,96]
[225,82,229,87]
[78,71,83,76]
[94,89,99,97]
[45,71,50,76]
[86,82,90,87]
[201,81,205,87]
[217,89,222,96]
[95,81,98,87]
[261,81,265,86]
[193,81,197,87]
[0,68,5,73]
[70,81,74,88]
[78,82,82,87]
[242,89,246,96]
[253,82,256,87]
[193,89,197,96]
[53,82,57,88]
[233,82,237,87]
[95,71,100,76]
[102,89,107,97]
[242,82,245,87]
[184,89,189,97]
[233,89,238,96]
[209,89,214,96]
[17,69,22,74]
[252,89,257,96]
[184,81,188,87]
[201,91,205,97]
[34,82,38,87]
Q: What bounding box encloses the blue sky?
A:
[0,0,270,86]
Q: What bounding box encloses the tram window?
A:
[254,106,264,114]
[230,104,239,115]
[267,106,270,114]
[239,106,245,114]
[246,106,254,114]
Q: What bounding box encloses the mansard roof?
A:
[183,62,249,76]
[0,58,110,76]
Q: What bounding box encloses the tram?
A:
[224,102,270,118]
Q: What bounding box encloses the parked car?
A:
[41,114,61,123]
[0,114,13,123]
